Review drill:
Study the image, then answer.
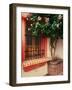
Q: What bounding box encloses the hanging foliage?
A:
[29,13,63,59]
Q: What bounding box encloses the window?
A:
[24,14,45,60]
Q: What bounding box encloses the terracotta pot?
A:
[48,59,63,75]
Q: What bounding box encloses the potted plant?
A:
[30,14,63,60]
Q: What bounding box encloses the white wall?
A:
[0,0,72,90]
[55,39,63,59]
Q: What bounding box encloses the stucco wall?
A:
[55,39,63,59]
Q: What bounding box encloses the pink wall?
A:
[40,36,47,57]
[22,16,26,62]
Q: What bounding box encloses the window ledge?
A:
[23,57,52,67]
